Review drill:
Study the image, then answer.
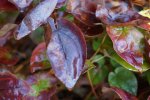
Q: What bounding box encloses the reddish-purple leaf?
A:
[0,47,19,66]
[8,0,33,11]
[30,42,50,73]
[46,18,86,89]
[0,0,17,11]
[0,71,31,99]
[95,0,146,25]
[111,87,138,100]
[66,0,100,26]
[148,96,150,100]
[137,21,150,31]
[145,37,150,63]
[15,0,58,40]
[106,26,144,71]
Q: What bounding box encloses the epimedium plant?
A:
[0,0,150,99]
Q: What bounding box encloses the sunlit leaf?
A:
[15,0,58,40]
[107,26,144,71]
[139,9,150,19]
[108,67,137,95]
[46,18,86,89]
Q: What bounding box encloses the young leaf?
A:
[106,26,144,71]
[46,18,86,89]
[111,87,138,100]
[108,67,138,95]
[30,42,50,73]
[15,0,58,40]
[8,0,33,10]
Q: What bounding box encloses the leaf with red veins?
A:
[0,0,17,11]
[0,47,19,66]
[106,26,144,71]
[8,0,33,11]
[0,72,31,99]
[96,0,146,25]
[30,42,50,73]
[46,18,86,89]
[66,0,101,26]
[111,87,138,100]
[15,0,58,40]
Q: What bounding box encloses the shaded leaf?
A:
[46,18,86,89]
[8,0,33,11]
[30,42,50,73]
[111,87,138,100]
[0,0,17,11]
[106,26,144,71]
[95,0,146,25]
[15,0,58,40]
[66,0,100,26]
[0,47,19,66]
[108,67,137,95]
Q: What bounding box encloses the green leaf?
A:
[144,70,150,85]
[108,67,137,95]
[92,38,101,51]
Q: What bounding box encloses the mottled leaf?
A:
[8,0,33,11]
[107,26,144,71]
[0,71,31,99]
[0,47,19,66]
[46,18,86,89]
[66,0,100,26]
[108,67,137,95]
[111,87,138,100]
[30,42,50,73]
[0,0,17,11]
[96,0,146,25]
[15,0,58,40]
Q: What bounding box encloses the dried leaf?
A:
[107,26,144,71]
[111,87,138,100]
[8,0,33,11]
[15,0,58,40]
[46,18,86,89]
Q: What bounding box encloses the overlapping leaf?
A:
[30,42,50,73]
[8,0,33,11]
[46,18,86,89]
[96,0,147,25]
[107,26,144,71]
[15,0,58,40]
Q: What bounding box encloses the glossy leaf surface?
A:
[108,67,137,95]
[46,18,86,89]
[96,0,144,25]
[15,0,58,40]
[107,26,144,71]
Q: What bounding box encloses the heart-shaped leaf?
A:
[46,18,86,89]
[108,67,137,95]
[107,26,144,71]
[15,0,58,40]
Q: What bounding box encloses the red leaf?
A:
[137,21,150,31]
[66,0,100,26]
[0,0,17,11]
[0,47,19,66]
[111,87,138,100]
[46,18,86,89]
[8,0,33,11]
[95,0,147,25]
[30,42,50,73]
[0,71,31,99]
[15,0,58,40]
[106,26,144,71]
